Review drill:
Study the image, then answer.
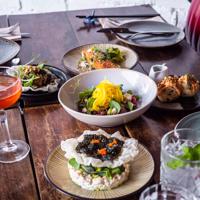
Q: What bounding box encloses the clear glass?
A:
[0,67,30,163]
[160,129,200,199]
[139,183,194,200]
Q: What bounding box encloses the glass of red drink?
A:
[0,67,30,163]
[185,0,200,52]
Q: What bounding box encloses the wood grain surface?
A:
[1,5,200,200]
[0,109,38,200]
[9,12,79,69]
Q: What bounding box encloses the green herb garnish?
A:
[106,47,125,63]
[167,144,200,170]
[69,158,80,170]
[79,87,95,99]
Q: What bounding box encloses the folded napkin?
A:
[0,23,22,41]
[99,16,164,29]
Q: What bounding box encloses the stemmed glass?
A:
[0,67,30,163]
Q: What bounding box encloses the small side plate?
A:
[0,37,20,65]
[45,143,154,200]
[62,43,138,75]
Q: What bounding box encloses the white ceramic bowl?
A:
[58,69,157,127]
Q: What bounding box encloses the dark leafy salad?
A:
[76,134,124,161]
[78,46,125,72]
[167,144,200,170]
[69,158,125,179]
[78,80,140,115]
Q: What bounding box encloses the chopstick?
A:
[76,13,160,18]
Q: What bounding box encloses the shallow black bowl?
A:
[21,65,69,102]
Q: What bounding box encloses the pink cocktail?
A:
[0,67,30,163]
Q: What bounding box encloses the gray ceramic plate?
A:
[0,37,20,64]
[116,21,185,48]
[62,43,138,75]
[152,92,200,111]
[176,111,200,130]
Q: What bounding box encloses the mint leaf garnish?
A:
[167,144,200,170]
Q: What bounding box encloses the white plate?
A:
[62,43,138,75]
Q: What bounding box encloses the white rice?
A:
[68,163,130,191]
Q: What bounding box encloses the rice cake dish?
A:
[61,129,139,190]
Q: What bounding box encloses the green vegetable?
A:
[135,96,140,100]
[127,101,134,111]
[111,167,122,175]
[17,64,46,87]
[69,158,125,178]
[68,158,80,170]
[81,165,95,173]
[167,144,200,170]
[92,46,100,52]
[109,100,121,113]
[79,87,95,99]
[86,97,95,113]
[127,90,133,94]
[106,47,125,63]
[37,63,44,69]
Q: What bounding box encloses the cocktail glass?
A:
[160,128,200,199]
[0,67,30,163]
[139,183,194,200]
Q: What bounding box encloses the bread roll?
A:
[178,74,200,97]
[157,75,181,102]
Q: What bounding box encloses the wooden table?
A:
[1,5,200,200]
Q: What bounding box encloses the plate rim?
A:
[44,143,155,200]
[115,20,185,48]
[62,42,139,75]
[0,37,20,65]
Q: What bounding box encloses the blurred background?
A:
[0,0,190,29]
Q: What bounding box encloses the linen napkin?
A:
[0,23,22,41]
[99,16,164,29]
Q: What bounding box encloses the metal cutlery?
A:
[97,27,180,34]
[0,32,31,38]
[76,13,160,18]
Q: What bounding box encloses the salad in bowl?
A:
[58,69,157,127]
[78,80,140,115]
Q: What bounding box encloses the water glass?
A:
[139,183,194,200]
[160,129,200,199]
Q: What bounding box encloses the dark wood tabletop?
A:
[1,5,200,200]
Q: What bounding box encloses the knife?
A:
[0,32,31,38]
[76,13,160,18]
[97,27,180,34]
